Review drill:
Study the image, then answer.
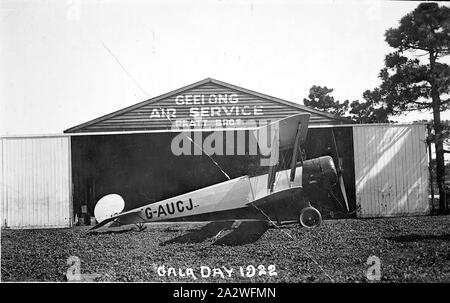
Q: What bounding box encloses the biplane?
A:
[90,114,349,244]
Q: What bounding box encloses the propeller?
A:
[331,129,350,212]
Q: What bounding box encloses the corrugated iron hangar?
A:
[1,78,430,229]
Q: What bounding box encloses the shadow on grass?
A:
[87,227,136,236]
[160,221,234,245]
[386,234,450,242]
[213,221,269,246]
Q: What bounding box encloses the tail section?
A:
[94,194,125,223]
[91,194,125,230]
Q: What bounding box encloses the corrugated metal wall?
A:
[1,136,72,228]
[353,124,429,218]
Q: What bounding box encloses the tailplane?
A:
[93,194,125,226]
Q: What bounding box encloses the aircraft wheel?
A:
[299,206,322,228]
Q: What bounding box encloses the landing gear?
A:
[299,206,322,228]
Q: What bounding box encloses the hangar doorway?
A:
[305,127,356,216]
[70,131,262,222]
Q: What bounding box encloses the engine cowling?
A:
[301,156,338,196]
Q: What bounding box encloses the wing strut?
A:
[288,115,309,186]
[289,123,303,186]
[267,123,280,193]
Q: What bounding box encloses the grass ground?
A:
[1,215,449,282]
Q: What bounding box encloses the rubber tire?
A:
[299,206,322,228]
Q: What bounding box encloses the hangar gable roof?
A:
[64,78,349,133]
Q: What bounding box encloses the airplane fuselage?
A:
[116,166,305,226]
[91,112,340,231]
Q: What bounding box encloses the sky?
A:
[1,0,449,135]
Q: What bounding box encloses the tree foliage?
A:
[303,85,349,117]
[370,2,450,213]
[303,85,391,123]
[372,3,450,113]
[303,3,450,212]
[349,89,391,123]
[349,3,450,122]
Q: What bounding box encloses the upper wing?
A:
[278,113,310,150]
[251,114,310,192]
[252,113,310,151]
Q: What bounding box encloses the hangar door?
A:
[353,124,429,218]
[1,136,72,228]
